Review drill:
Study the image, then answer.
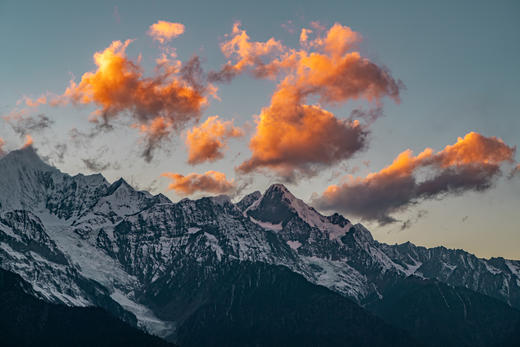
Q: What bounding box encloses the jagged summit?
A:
[246,184,298,225]
[244,183,352,239]
[107,177,133,195]
[263,183,294,197]
[236,190,261,212]
[0,146,54,171]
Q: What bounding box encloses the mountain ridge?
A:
[0,147,519,345]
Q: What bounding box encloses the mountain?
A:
[0,146,519,345]
[366,276,520,347]
[0,267,174,347]
[172,261,417,346]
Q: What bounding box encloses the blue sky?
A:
[1,0,519,259]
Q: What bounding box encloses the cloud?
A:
[208,22,284,82]
[22,135,33,148]
[52,39,214,161]
[510,163,520,178]
[82,158,111,172]
[400,210,427,231]
[23,95,48,108]
[161,170,235,195]
[113,6,120,24]
[69,127,96,147]
[0,137,5,156]
[213,22,401,180]
[237,85,368,181]
[52,143,67,163]
[185,115,243,165]
[313,132,516,225]
[61,40,206,124]
[8,114,54,136]
[148,20,185,43]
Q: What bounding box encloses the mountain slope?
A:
[0,267,173,347]
[366,276,520,347]
[175,261,418,347]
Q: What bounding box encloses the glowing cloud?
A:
[185,115,243,165]
[161,170,235,195]
[22,135,34,148]
[148,20,185,43]
[54,39,212,160]
[237,85,368,180]
[209,22,284,82]
[0,137,5,156]
[313,132,516,225]
[23,95,47,108]
[216,23,401,180]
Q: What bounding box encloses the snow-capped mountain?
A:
[1,147,519,344]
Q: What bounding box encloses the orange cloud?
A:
[299,28,312,44]
[213,23,401,179]
[161,170,235,195]
[148,20,185,43]
[53,40,212,161]
[22,135,33,148]
[222,22,284,73]
[237,85,367,180]
[430,132,515,167]
[0,137,5,156]
[62,40,207,123]
[208,22,284,82]
[24,95,47,108]
[185,115,243,165]
[313,132,516,225]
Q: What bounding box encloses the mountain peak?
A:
[348,223,374,244]
[264,183,293,197]
[262,183,298,206]
[236,191,261,212]
[106,177,133,195]
[0,146,52,171]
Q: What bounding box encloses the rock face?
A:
[0,147,519,345]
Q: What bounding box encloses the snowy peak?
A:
[263,183,296,201]
[247,184,297,225]
[106,178,133,195]
[326,213,351,228]
[0,148,57,212]
[246,184,352,239]
[347,223,375,245]
[236,191,261,212]
[0,146,52,171]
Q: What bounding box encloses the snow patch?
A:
[286,240,302,250]
[249,216,283,231]
[187,227,201,234]
[483,261,502,275]
[111,289,175,338]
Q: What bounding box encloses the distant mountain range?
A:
[0,146,519,346]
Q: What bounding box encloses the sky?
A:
[1,0,519,259]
